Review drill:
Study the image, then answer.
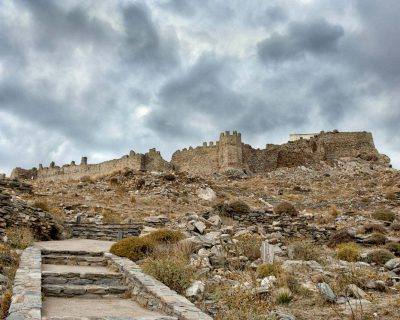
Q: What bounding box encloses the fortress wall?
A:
[11,130,386,180]
[313,131,379,160]
[171,143,219,175]
[36,154,144,181]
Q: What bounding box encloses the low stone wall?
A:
[226,212,333,241]
[106,253,213,320]
[6,247,41,320]
[65,222,143,241]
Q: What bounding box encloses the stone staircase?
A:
[41,249,177,320]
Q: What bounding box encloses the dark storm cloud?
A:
[147,54,309,139]
[0,0,400,173]
[121,4,179,72]
[258,19,344,63]
[21,0,115,51]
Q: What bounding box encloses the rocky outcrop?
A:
[0,177,62,240]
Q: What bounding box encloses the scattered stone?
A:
[316,282,336,302]
[197,187,216,201]
[346,284,368,299]
[186,280,205,298]
[384,258,400,270]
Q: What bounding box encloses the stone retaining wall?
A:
[65,222,143,241]
[227,212,333,241]
[106,253,213,320]
[6,247,41,320]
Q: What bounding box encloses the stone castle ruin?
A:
[11,130,388,180]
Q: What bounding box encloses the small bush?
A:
[234,233,262,261]
[0,290,12,318]
[213,201,250,218]
[257,263,282,278]
[290,240,322,262]
[364,249,395,265]
[33,200,49,211]
[80,175,92,183]
[385,189,398,200]
[146,229,185,245]
[336,243,360,262]
[364,232,387,245]
[327,229,356,247]
[385,242,400,256]
[274,201,298,216]
[109,177,119,185]
[142,255,194,294]
[102,209,123,224]
[162,173,176,181]
[372,209,396,222]
[363,223,387,234]
[110,236,155,261]
[5,227,34,249]
[275,288,293,304]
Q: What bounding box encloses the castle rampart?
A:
[11,130,388,180]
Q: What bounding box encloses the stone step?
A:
[42,249,104,257]
[43,284,128,298]
[42,271,124,287]
[42,255,107,266]
[44,317,178,320]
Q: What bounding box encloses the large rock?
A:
[385,258,400,270]
[186,280,205,298]
[197,187,216,201]
[316,282,336,302]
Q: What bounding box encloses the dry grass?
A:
[5,227,34,249]
[142,245,194,294]
[336,243,360,262]
[234,233,263,261]
[257,263,282,278]
[110,236,155,261]
[145,229,185,244]
[33,200,49,211]
[102,209,123,224]
[385,242,400,256]
[364,249,395,265]
[289,240,324,262]
[0,290,12,319]
[372,209,396,222]
[274,201,298,216]
[275,287,293,304]
[211,283,271,320]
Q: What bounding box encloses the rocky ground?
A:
[1,157,400,319]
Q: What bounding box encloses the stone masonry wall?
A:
[12,148,172,182]
[11,130,387,180]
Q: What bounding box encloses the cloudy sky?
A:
[0,0,399,174]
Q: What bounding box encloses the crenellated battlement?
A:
[11,130,388,180]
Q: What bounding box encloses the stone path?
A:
[36,240,176,320]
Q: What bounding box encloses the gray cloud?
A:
[258,18,344,63]
[0,0,400,174]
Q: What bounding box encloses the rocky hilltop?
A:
[1,130,399,320]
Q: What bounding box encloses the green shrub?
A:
[142,255,194,294]
[257,263,282,278]
[364,249,395,265]
[336,243,360,262]
[146,229,185,244]
[275,288,293,304]
[110,236,155,261]
[274,202,298,216]
[385,242,400,256]
[372,209,396,222]
[5,227,34,249]
[235,233,262,261]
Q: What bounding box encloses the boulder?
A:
[316,282,336,302]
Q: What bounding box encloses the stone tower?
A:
[218,130,243,171]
